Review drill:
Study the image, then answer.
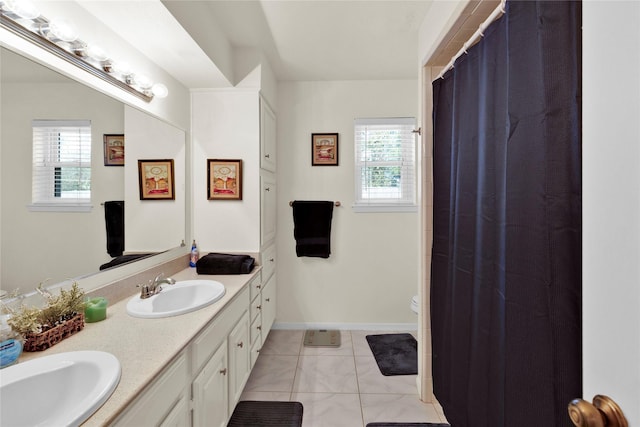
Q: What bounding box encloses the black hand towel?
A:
[292,201,334,258]
[196,253,255,275]
[104,201,124,257]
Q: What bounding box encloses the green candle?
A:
[84,297,108,323]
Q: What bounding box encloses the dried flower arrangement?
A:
[1,281,86,351]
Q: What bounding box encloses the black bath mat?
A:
[366,333,418,376]
[227,401,303,427]
[367,424,450,427]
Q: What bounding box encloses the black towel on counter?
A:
[104,201,124,257]
[196,253,255,275]
[99,253,154,270]
[292,200,334,258]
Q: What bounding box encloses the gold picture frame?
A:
[103,134,124,166]
[312,133,339,166]
[207,159,243,200]
[138,159,175,200]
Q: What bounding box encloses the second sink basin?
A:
[0,350,121,427]
[126,279,226,319]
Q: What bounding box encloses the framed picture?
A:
[138,159,175,200]
[311,133,339,166]
[103,134,124,166]
[207,159,243,200]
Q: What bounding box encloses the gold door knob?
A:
[568,395,627,427]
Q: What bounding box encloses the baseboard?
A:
[272,321,418,331]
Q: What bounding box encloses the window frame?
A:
[28,119,93,212]
[353,117,418,213]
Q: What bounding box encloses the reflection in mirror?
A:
[0,47,186,297]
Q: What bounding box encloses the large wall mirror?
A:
[0,47,187,297]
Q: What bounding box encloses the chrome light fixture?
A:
[0,0,168,102]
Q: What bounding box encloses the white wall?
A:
[583,1,640,423]
[275,80,420,326]
[124,106,186,252]
[1,81,124,294]
[191,89,262,253]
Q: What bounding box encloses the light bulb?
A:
[133,74,153,90]
[151,83,169,98]
[86,44,109,62]
[49,20,78,42]
[111,61,132,77]
[2,0,39,19]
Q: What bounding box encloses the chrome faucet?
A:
[138,273,176,299]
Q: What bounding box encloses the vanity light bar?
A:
[0,5,167,102]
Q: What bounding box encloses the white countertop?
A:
[17,267,261,426]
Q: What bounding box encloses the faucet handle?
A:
[137,283,152,299]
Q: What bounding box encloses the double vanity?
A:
[4,263,275,426]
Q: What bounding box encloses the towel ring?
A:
[289,201,341,207]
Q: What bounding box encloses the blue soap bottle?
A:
[190,240,199,267]
[0,314,23,369]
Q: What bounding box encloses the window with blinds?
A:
[354,117,417,212]
[30,120,92,211]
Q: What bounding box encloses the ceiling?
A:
[79,0,435,88]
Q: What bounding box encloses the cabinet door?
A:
[112,353,188,427]
[159,394,190,427]
[193,342,228,427]
[260,98,277,172]
[228,311,251,413]
[260,174,277,246]
[262,274,277,341]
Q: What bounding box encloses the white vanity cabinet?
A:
[112,285,253,427]
[111,352,190,426]
[192,341,228,427]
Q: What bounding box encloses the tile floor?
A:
[239,329,449,427]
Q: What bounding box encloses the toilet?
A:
[410,295,419,314]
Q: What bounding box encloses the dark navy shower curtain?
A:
[430,2,581,426]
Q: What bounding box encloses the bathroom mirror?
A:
[0,47,187,296]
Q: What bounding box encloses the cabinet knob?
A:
[219,368,227,375]
[264,154,270,159]
[256,284,262,289]
[257,325,262,331]
[237,342,244,348]
[269,258,275,262]
[265,298,270,302]
[265,187,271,192]
[257,305,262,310]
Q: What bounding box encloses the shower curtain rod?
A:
[435,0,506,80]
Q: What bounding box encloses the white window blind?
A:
[30,120,92,211]
[354,117,417,212]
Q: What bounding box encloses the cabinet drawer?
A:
[250,336,261,369]
[250,313,262,346]
[248,272,262,303]
[250,293,262,323]
[192,286,249,375]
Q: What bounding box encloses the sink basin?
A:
[126,279,226,319]
[0,350,121,427]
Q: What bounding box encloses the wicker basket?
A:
[23,312,85,352]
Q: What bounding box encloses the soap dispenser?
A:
[189,240,199,267]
